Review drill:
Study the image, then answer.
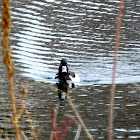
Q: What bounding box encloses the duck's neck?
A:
[58,66,70,81]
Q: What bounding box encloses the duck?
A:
[54,58,80,100]
[54,58,80,83]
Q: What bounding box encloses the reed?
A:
[16,88,38,140]
[50,104,77,140]
[50,92,94,140]
[74,124,81,140]
[1,0,21,139]
[108,0,125,140]
[66,92,94,140]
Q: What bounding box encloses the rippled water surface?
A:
[9,0,140,84]
[0,0,140,139]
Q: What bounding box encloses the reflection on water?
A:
[0,0,140,139]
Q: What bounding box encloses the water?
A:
[9,0,140,84]
[0,0,140,139]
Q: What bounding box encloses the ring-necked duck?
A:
[54,59,80,100]
[55,58,80,83]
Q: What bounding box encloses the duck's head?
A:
[61,58,67,67]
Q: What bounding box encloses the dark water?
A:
[0,0,140,139]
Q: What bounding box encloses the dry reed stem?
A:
[51,105,59,140]
[66,93,94,140]
[21,131,28,140]
[50,105,59,139]
[1,0,21,139]
[57,115,69,137]
[51,105,77,140]
[74,124,81,140]
[59,114,76,140]
[50,132,53,140]
[16,88,39,140]
[108,0,124,140]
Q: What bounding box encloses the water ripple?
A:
[10,0,140,85]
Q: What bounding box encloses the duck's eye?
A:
[62,66,67,72]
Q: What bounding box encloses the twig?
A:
[108,0,125,140]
